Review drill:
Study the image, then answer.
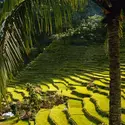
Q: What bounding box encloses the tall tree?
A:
[93,0,123,124]
[97,0,124,124]
[108,16,121,125]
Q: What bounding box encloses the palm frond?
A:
[0,0,88,104]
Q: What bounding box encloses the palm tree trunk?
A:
[108,17,121,125]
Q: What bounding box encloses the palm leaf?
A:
[0,0,87,104]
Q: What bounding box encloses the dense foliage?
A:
[52,15,106,45]
[0,0,87,104]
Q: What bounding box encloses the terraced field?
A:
[1,40,125,125]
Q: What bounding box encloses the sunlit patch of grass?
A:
[92,72,107,78]
[121,71,125,75]
[7,87,15,92]
[13,120,28,125]
[55,83,67,90]
[121,75,125,79]
[97,88,109,95]
[49,104,68,125]
[29,121,34,125]
[57,90,81,99]
[40,85,49,92]
[121,97,125,109]
[83,98,108,125]
[74,86,92,95]
[100,79,109,83]
[7,94,12,102]
[35,109,50,125]
[99,71,109,76]
[53,79,63,83]
[121,64,125,69]
[68,108,95,125]
[120,65,125,69]
[7,88,23,101]
[105,77,110,81]
[122,90,125,97]
[68,108,83,115]
[75,74,91,81]
[84,73,95,78]
[15,88,29,97]
[69,75,88,83]
[63,77,81,85]
[122,114,125,123]
[52,78,67,84]
[70,115,95,125]
[47,84,57,91]
[92,92,125,113]
[93,80,108,87]
[92,94,109,112]
[68,99,82,108]
[85,72,104,79]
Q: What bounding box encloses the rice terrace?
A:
[0,0,125,125]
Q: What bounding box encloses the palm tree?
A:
[86,0,122,124]
[101,0,123,124]
[91,0,122,124]
[108,16,121,125]
[0,0,87,107]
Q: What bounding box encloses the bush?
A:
[72,15,106,44]
[52,15,106,45]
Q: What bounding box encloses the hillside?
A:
[1,39,125,125]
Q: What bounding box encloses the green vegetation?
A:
[7,88,23,101]
[0,35,124,124]
[49,105,69,125]
[0,0,125,122]
[83,98,108,124]
[35,109,50,125]
[91,94,109,112]
[13,121,28,125]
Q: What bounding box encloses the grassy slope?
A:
[35,109,50,125]
[2,40,125,125]
[49,104,69,125]
[83,98,109,124]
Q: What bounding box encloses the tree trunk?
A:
[108,17,121,125]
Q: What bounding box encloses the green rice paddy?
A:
[1,40,125,125]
